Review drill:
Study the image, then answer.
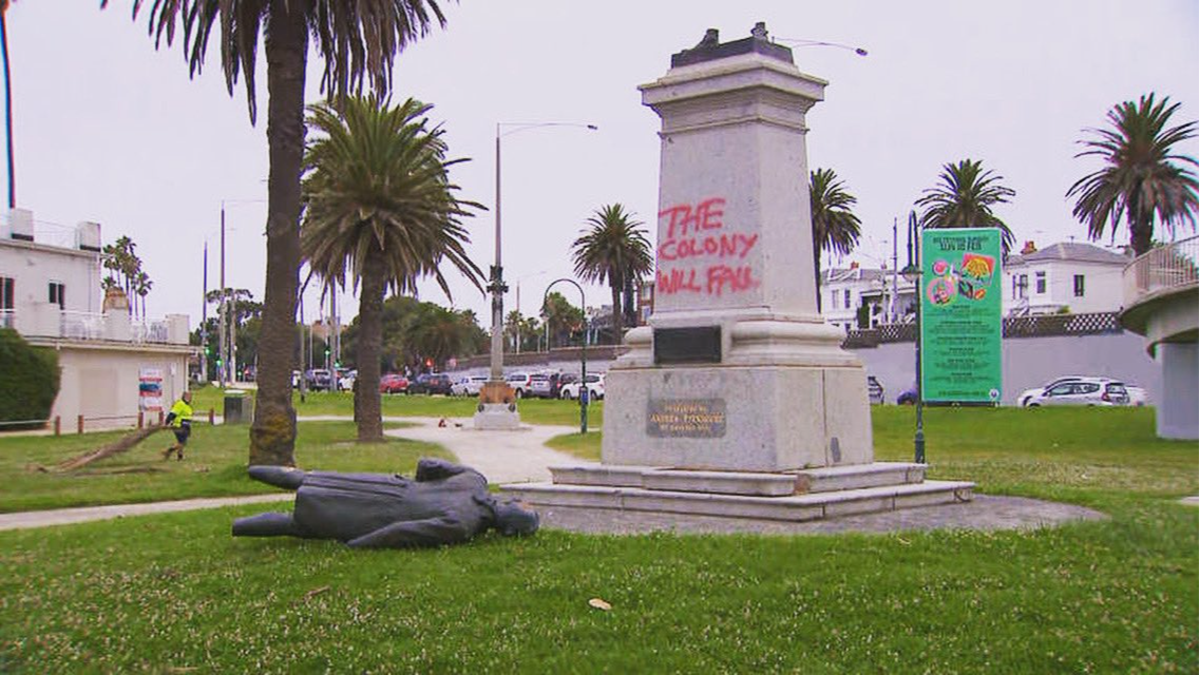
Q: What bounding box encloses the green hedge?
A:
[0,328,60,429]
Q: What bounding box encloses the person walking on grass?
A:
[162,391,194,461]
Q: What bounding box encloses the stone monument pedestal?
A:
[473,381,521,431]
[502,23,973,526]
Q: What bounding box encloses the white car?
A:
[560,373,604,401]
[1024,378,1130,407]
[1016,376,1092,407]
[337,370,357,391]
[450,375,489,397]
[505,372,534,399]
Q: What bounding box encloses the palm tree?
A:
[570,204,654,343]
[300,95,482,442]
[916,159,1016,254]
[809,168,862,311]
[1066,93,1198,256]
[109,0,453,466]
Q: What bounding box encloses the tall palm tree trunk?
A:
[249,1,307,466]
[814,249,822,313]
[610,280,623,344]
[355,251,386,442]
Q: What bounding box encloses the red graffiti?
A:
[706,265,758,296]
[656,196,761,297]
[658,197,726,237]
[658,233,757,261]
[656,268,704,294]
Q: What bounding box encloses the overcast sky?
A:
[8,1,1198,327]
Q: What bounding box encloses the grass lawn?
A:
[0,404,1195,673]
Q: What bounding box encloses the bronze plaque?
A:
[647,399,727,438]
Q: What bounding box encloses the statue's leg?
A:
[248,465,305,490]
[232,512,302,537]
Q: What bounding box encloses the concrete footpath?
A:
[0,416,580,532]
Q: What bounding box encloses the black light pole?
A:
[902,211,926,464]
[544,278,588,434]
[1,2,15,209]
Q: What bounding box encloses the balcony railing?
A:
[1123,236,1199,304]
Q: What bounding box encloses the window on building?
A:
[1035,271,1046,294]
[1012,274,1028,299]
[0,276,13,310]
[48,282,65,309]
[844,289,851,309]
[1074,274,1085,297]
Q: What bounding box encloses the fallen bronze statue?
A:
[232,458,540,548]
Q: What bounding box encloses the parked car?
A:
[307,368,333,391]
[867,376,885,405]
[896,386,917,405]
[409,373,454,396]
[451,375,490,397]
[506,372,534,399]
[1024,378,1129,407]
[379,373,409,394]
[560,373,605,401]
[528,372,566,399]
[1018,376,1138,407]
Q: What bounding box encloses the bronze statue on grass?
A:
[232,458,539,548]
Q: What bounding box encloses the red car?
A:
[379,373,409,394]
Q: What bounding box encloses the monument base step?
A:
[501,479,974,523]
[548,462,927,497]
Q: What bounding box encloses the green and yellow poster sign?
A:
[920,228,1003,403]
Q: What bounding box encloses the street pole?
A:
[545,278,588,434]
[488,126,505,384]
[200,241,208,382]
[905,211,926,464]
[218,203,227,388]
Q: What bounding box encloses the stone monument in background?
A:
[503,24,972,524]
[603,22,870,471]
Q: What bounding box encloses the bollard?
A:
[138,411,144,429]
[54,416,60,436]
[209,408,215,425]
[77,415,84,435]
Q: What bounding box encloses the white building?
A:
[820,264,915,331]
[1,209,193,430]
[1004,241,1129,316]
[819,240,1130,331]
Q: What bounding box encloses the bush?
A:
[0,328,60,429]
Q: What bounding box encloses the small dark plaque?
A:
[654,326,721,365]
[647,399,727,438]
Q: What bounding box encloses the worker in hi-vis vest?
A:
[162,390,194,461]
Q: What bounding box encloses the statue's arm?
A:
[414,458,470,482]
[345,516,473,549]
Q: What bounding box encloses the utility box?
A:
[224,391,254,425]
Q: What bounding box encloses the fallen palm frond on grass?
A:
[54,425,166,471]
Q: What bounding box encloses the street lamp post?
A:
[902,212,926,464]
[544,279,588,434]
[476,121,597,430]
[774,37,869,57]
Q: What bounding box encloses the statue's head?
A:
[494,501,540,537]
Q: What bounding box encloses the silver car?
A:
[1024,379,1129,407]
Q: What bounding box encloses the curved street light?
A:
[481,121,597,425]
[543,278,589,434]
[773,37,869,57]
[901,211,925,464]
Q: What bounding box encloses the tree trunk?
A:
[1130,215,1154,257]
[249,1,307,467]
[355,251,386,442]
[610,280,623,345]
[814,248,823,313]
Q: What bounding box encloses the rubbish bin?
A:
[224,390,254,425]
